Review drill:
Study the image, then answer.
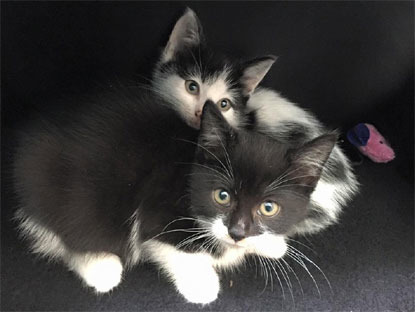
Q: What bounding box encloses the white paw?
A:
[175,266,220,304]
[79,253,123,293]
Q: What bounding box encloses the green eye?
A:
[217,98,231,112]
[185,80,200,95]
[259,201,280,217]
[213,189,231,205]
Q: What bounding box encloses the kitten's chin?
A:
[218,236,245,249]
[187,118,201,129]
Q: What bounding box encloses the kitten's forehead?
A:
[191,69,239,101]
[160,47,242,89]
[234,131,289,173]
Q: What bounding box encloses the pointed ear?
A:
[161,8,203,63]
[198,101,234,154]
[288,133,338,188]
[240,55,277,96]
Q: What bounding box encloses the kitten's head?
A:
[152,8,275,129]
[189,103,337,259]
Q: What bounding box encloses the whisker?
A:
[269,189,310,201]
[276,259,295,306]
[286,238,317,255]
[265,257,286,300]
[286,249,321,297]
[257,256,269,295]
[149,228,206,241]
[176,162,231,184]
[288,245,333,294]
[266,163,320,192]
[176,138,233,180]
[266,165,307,190]
[280,257,304,297]
[175,232,211,249]
[213,128,234,180]
[159,217,200,233]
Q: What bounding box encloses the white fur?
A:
[67,253,123,293]
[125,209,141,268]
[248,88,320,132]
[247,87,359,235]
[15,209,124,293]
[14,209,68,260]
[152,69,239,129]
[143,240,220,304]
[210,218,287,262]
[141,217,288,304]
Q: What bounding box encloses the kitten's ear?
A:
[288,133,338,188]
[198,101,234,151]
[161,8,203,63]
[240,55,277,96]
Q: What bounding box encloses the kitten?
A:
[13,84,337,303]
[151,8,359,236]
[246,89,359,234]
[151,8,276,129]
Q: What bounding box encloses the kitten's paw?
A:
[80,253,123,293]
[175,266,220,304]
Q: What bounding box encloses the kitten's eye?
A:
[185,80,200,95]
[258,202,280,217]
[217,98,232,112]
[213,189,231,205]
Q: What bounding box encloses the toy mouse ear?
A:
[347,123,370,146]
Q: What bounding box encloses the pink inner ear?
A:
[360,124,395,162]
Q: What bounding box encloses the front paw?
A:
[75,253,123,293]
[175,265,220,304]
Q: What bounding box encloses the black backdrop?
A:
[2,1,414,173]
[1,2,414,311]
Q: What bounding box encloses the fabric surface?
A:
[1,154,413,311]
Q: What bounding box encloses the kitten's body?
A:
[13,85,336,303]
[13,8,357,305]
[247,88,359,234]
[13,89,198,265]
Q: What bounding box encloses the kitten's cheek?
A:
[246,234,287,259]
[186,114,201,129]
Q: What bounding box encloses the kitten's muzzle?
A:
[228,224,247,242]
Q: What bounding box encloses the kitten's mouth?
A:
[220,235,248,249]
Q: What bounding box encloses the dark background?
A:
[2,2,414,311]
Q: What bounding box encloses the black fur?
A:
[13,85,337,261]
[189,103,337,241]
[156,44,249,110]
[13,86,200,257]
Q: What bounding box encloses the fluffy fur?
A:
[151,8,359,236]
[246,88,359,234]
[151,8,275,130]
[13,83,336,304]
[12,7,358,305]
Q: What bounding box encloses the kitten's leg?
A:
[15,210,123,292]
[66,252,123,293]
[145,240,220,304]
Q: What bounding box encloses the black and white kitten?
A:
[151,8,276,129]
[13,84,336,304]
[151,8,359,236]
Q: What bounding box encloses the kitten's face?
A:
[152,8,275,129]
[189,103,337,259]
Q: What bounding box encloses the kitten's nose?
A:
[228,224,246,242]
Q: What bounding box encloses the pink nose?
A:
[195,110,202,118]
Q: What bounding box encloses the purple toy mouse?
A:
[347,123,395,163]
